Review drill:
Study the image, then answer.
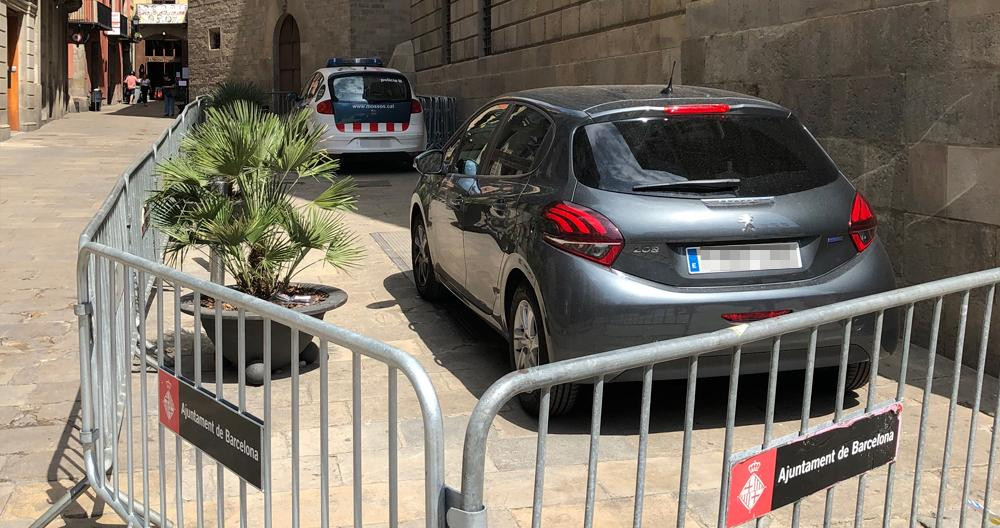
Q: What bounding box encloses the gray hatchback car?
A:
[409,85,897,415]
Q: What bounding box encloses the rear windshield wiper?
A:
[632,178,741,193]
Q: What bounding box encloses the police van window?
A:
[302,73,322,100]
[485,105,552,176]
[331,74,410,103]
[314,83,326,102]
[445,104,509,176]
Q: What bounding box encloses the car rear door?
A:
[462,104,554,312]
[426,103,510,289]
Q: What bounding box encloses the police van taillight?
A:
[316,100,334,115]
[410,99,422,114]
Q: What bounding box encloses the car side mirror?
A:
[414,149,445,175]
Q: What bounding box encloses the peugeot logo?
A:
[738,213,755,233]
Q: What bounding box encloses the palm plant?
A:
[147,100,361,300]
[206,80,269,109]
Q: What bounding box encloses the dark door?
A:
[6,12,21,131]
[463,104,553,311]
[276,16,300,93]
[427,103,509,289]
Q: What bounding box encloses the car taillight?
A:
[721,310,792,323]
[316,100,334,115]
[664,103,730,115]
[542,202,623,266]
[410,99,422,113]
[849,192,877,252]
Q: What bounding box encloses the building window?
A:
[481,0,492,56]
[442,0,451,64]
[209,28,221,50]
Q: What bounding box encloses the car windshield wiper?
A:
[632,178,741,193]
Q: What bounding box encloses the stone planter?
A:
[180,283,347,385]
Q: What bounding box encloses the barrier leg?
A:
[29,478,91,528]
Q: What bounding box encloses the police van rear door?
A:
[329,72,412,133]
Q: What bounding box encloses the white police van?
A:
[300,58,426,156]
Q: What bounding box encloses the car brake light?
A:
[664,104,730,115]
[542,202,623,266]
[316,100,334,115]
[410,99,422,113]
[849,192,877,252]
[721,310,792,323]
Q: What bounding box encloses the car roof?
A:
[316,66,407,77]
[502,85,789,116]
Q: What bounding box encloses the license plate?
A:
[686,243,802,274]
[358,138,395,149]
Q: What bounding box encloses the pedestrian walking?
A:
[139,75,150,106]
[124,71,138,104]
[162,76,176,117]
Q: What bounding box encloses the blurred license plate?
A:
[686,243,802,274]
[359,138,395,149]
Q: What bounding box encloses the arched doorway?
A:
[275,15,301,93]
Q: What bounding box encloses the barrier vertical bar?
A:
[634,365,653,528]
[936,293,970,528]
[583,376,605,528]
[531,388,551,528]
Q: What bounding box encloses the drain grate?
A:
[371,231,412,282]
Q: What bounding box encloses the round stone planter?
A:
[179,283,347,385]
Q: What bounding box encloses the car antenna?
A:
[661,61,677,95]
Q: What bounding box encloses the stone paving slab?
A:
[2,116,998,527]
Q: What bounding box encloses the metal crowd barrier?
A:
[418,96,458,149]
[33,98,446,528]
[266,91,299,115]
[449,269,1000,528]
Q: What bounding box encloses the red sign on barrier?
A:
[726,403,902,527]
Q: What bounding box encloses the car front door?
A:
[426,103,510,290]
[462,104,554,313]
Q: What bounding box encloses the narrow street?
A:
[0,103,176,526]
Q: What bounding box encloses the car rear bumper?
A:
[318,129,426,154]
[533,239,899,379]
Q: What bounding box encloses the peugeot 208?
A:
[409,85,898,415]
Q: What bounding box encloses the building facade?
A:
[186,0,410,95]
[67,0,136,108]
[1,0,77,140]
[407,0,1000,373]
[132,1,187,97]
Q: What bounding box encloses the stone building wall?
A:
[188,0,409,95]
[410,0,1000,374]
[412,0,689,116]
[0,0,72,141]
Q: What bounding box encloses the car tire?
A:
[508,284,578,417]
[411,219,444,301]
[843,360,871,392]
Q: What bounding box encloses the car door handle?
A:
[449,197,464,208]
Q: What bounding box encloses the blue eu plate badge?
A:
[687,248,700,273]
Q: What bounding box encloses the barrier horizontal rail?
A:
[451,267,1000,528]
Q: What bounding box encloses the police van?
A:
[299,58,426,156]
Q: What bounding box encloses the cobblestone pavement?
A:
[2,111,999,527]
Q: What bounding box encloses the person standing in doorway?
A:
[139,74,150,106]
[162,76,176,117]
[124,71,138,104]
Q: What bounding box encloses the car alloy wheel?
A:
[412,224,432,288]
[512,299,540,370]
[410,220,443,301]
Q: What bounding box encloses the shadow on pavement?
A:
[105,102,177,119]
[380,270,866,436]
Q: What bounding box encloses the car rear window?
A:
[572,115,840,197]
[330,73,410,103]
